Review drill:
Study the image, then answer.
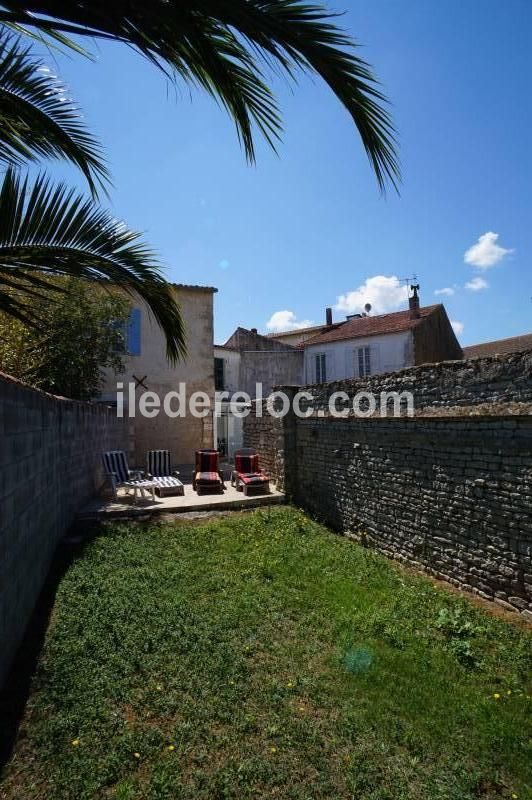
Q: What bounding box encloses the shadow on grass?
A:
[0,522,101,772]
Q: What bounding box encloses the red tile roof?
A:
[462,333,532,359]
[301,305,441,347]
[267,323,327,338]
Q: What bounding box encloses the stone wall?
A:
[243,372,532,618]
[294,415,532,617]
[245,393,297,494]
[0,373,127,685]
[300,348,532,412]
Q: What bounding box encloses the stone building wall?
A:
[0,373,127,685]
[99,284,217,466]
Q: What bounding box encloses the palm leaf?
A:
[0,30,109,197]
[0,167,186,362]
[0,0,400,191]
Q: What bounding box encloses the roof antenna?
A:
[398,273,419,307]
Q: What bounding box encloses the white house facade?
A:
[304,329,413,384]
[301,291,462,385]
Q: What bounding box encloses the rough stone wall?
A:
[244,390,299,494]
[294,415,532,617]
[0,373,127,685]
[243,369,532,617]
[300,349,532,411]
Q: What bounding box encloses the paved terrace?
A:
[78,463,285,521]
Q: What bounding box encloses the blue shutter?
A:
[127,308,141,355]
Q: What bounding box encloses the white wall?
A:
[304,331,414,383]
[214,346,241,395]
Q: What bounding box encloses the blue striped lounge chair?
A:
[102,450,144,500]
[146,450,185,497]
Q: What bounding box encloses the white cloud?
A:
[451,320,464,335]
[434,287,455,297]
[335,275,406,316]
[465,276,489,291]
[464,232,513,269]
[266,310,315,333]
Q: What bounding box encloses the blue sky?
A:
[46,0,531,345]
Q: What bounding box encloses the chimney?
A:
[250,327,258,334]
[409,284,420,319]
[325,307,333,326]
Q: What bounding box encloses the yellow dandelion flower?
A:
[493,693,501,699]
[71,739,80,747]
[270,747,277,753]
[133,752,141,759]
[167,745,175,752]
[287,682,294,688]
[511,793,518,799]
[507,690,512,695]
[298,706,305,712]
[156,685,163,691]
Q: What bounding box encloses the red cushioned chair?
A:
[231,448,270,496]
[193,449,225,495]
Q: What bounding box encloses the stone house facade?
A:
[99,283,217,466]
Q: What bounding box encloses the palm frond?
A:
[0,0,400,191]
[0,167,186,362]
[0,30,109,197]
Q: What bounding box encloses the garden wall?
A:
[244,364,532,618]
[0,372,127,685]
[299,348,532,412]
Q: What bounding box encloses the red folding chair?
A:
[193,449,225,495]
[231,448,270,496]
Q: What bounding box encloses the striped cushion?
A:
[147,449,172,477]
[153,476,183,488]
[102,450,130,483]
[239,472,269,485]
[196,471,221,483]
[195,450,219,472]
[235,453,259,473]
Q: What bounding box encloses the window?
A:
[214,357,225,390]
[111,308,141,355]
[315,353,326,383]
[356,346,372,377]
[127,308,141,355]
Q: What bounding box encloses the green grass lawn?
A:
[1,507,531,800]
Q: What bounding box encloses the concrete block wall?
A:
[0,373,127,685]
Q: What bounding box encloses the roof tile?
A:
[301,305,441,347]
[462,333,532,359]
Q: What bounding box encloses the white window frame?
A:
[314,352,327,383]
[355,345,372,378]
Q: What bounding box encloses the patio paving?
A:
[78,466,285,520]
